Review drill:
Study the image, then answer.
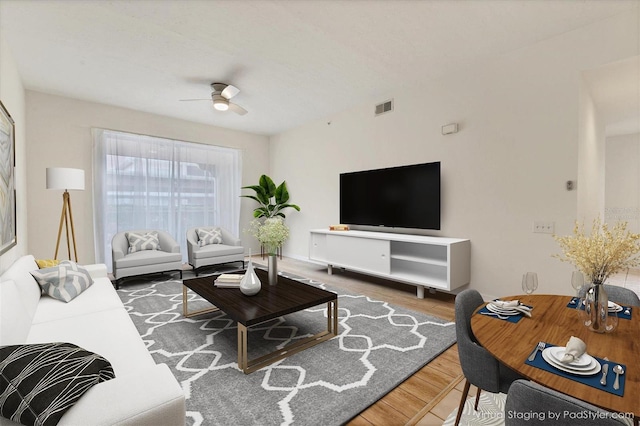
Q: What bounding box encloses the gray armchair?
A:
[454,289,522,426]
[112,229,182,289]
[186,227,244,276]
[505,380,630,426]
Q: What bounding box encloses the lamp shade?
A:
[46,168,85,191]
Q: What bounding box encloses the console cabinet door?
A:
[326,234,390,275]
[309,232,327,262]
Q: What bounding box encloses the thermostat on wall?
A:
[441,123,459,135]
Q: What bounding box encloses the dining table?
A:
[470,294,638,422]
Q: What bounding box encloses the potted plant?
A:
[241,175,300,218]
[242,175,300,284]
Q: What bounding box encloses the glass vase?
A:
[583,282,609,333]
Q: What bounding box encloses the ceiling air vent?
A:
[375,99,393,116]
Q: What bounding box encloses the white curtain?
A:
[92,129,242,270]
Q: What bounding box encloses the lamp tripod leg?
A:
[64,198,71,260]
[54,193,68,260]
[54,191,78,262]
[66,193,78,262]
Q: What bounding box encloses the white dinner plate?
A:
[487,305,518,315]
[544,354,600,375]
[547,357,597,372]
[608,302,623,312]
[541,348,601,375]
[547,346,593,368]
[486,304,520,316]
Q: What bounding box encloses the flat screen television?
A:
[339,161,441,230]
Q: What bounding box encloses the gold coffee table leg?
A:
[182,285,219,318]
[328,299,338,334]
[238,297,338,374]
[238,324,248,371]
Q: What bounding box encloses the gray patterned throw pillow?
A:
[30,260,94,303]
[126,231,160,253]
[0,342,115,426]
[196,227,223,246]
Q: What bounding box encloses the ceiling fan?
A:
[180,83,248,115]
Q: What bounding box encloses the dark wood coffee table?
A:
[182,267,338,374]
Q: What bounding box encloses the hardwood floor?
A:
[251,255,463,426]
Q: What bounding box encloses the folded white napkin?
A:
[490,300,532,316]
[561,336,586,364]
[491,300,520,309]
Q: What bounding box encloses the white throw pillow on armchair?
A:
[196,227,223,246]
[126,231,160,253]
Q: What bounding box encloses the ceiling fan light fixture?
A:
[214,101,228,111]
[212,94,229,111]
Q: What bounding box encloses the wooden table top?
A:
[470,294,639,417]
[183,268,337,327]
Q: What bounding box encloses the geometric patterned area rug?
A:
[443,393,506,426]
[117,270,456,426]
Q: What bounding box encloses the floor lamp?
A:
[46,167,85,262]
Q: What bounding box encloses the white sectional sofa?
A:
[0,255,186,426]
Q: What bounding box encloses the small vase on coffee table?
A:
[240,258,261,296]
[268,254,278,285]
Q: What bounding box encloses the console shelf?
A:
[390,253,448,266]
[309,229,470,298]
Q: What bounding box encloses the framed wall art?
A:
[0,100,16,255]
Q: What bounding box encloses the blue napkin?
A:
[525,343,625,396]
[567,297,632,320]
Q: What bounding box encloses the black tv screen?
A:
[340,162,441,230]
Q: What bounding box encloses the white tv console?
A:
[309,229,470,298]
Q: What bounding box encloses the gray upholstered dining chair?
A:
[505,380,631,426]
[578,284,640,306]
[454,289,522,426]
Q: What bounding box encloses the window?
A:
[93,129,242,270]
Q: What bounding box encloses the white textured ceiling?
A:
[0,0,637,136]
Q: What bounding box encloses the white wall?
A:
[605,132,640,233]
[0,34,27,274]
[270,11,639,299]
[25,91,269,263]
[578,79,607,226]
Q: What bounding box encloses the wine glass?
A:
[576,297,591,327]
[570,271,585,304]
[522,272,538,294]
[605,309,619,333]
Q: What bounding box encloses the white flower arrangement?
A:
[249,217,290,255]
[554,218,640,284]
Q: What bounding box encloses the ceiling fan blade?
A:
[228,102,248,115]
[221,84,240,100]
[179,98,211,101]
